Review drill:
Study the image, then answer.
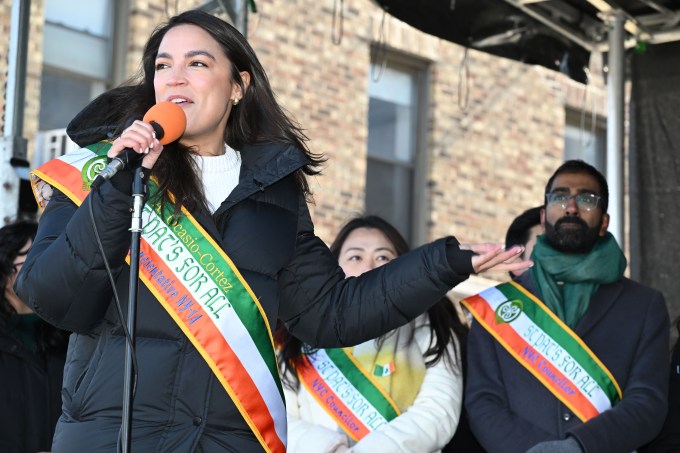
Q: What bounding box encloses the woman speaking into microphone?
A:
[16,10,530,453]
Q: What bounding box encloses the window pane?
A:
[365,159,414,242]
[367,97,414,162]
[564,113,606,171]
[368,66,415,162]
[369,66,413,104]
[366,61,421,243]
[45,0,113,37]
[43,23,111,79]
[39,71,94,130]
[43,0,113,79]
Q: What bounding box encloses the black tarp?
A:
[630,41,680,328]
[373,0,593,83]
[374,0,679,85]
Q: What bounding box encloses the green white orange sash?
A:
[461,281,621,422]
[31,143,287,453]
[297,348,400,441]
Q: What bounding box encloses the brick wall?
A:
[1,0,606,274]
[246,0,606,262]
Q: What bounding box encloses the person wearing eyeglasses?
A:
[463,160,670,453]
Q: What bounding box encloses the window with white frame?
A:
[366,58,426,244]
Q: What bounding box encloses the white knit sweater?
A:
[191,144,241,212]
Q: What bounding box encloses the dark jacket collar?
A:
[192,142,310,237]
[221,142,310,208]
[163,142,310,242]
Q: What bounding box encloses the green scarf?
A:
[529,232,627,328]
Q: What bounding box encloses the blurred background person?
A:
[0,221,70,453]
[505,206,543,278]
[277,215,468,452]
[642,315,680,452]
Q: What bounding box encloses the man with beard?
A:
[463,160,670,453]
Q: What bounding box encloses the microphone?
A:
[90,102,186,190]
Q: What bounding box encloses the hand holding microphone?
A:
[91,102,186,190]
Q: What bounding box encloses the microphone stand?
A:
[121,166,147,452]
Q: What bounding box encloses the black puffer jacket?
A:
[17,141,472,451]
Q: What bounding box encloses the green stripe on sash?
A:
[496,282,621,404]
[324,348,400,420]
[145,179,283,397]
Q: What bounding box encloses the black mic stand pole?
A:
[121,166,147,452]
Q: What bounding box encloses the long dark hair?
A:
[276,215,469,390]
[0,221,69,356]
[0,221,38,318]
[108,10,324,215]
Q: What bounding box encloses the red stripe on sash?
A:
[298,356,372,441]
[469,294,600,421]
[41,159,91,202]
[139,242,285,452]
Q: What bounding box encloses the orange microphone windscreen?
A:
[143,101,187,145]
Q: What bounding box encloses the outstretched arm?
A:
[278,196,529,349]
